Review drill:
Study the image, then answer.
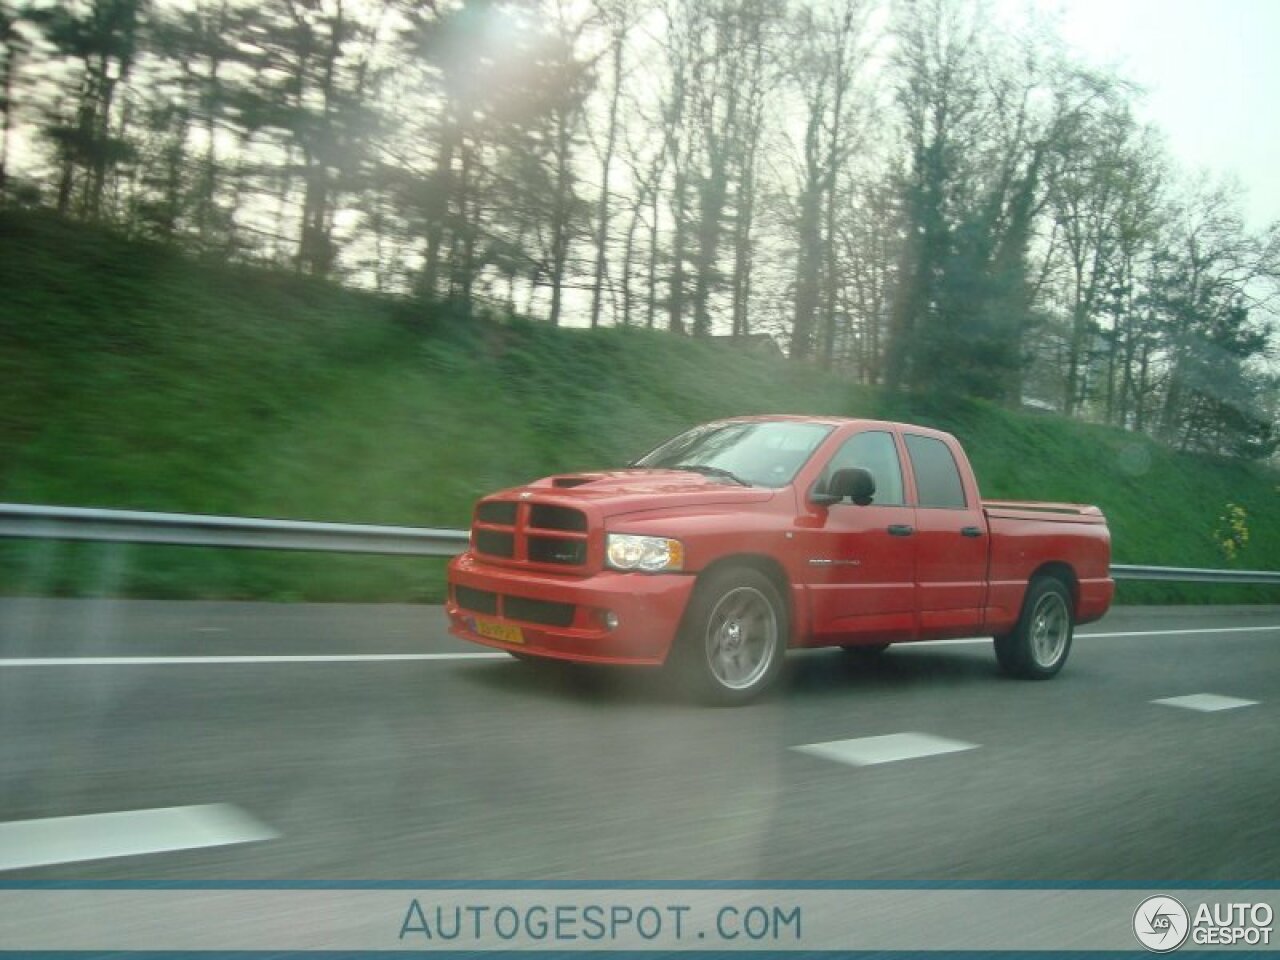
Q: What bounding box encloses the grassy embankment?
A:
[1,210,1277,603]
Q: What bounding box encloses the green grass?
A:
[1,210,1277,603]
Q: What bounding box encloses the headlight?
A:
[606,534,684,572]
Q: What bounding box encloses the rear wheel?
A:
[675,567,787,705]
[994,577,1074,679]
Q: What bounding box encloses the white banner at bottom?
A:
[0,887,1275,952]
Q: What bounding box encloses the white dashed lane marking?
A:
[0,623,1275,667]
[1151,693,1260,712]
[792,732,980,768]
[914,624,1280,647]
[0,653,508,667]
[0,804,278,872]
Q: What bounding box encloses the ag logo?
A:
[1134,895,1190,952]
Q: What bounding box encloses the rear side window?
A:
[905,435,967,509]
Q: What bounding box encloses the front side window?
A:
[634,421,833,488]
[818,431,906,506]
[905,434,967,509]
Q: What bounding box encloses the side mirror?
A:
[812,467,876,507]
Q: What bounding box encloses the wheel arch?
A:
[691,553,794,642]
[1029,561,1079,615]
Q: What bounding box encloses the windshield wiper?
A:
[672,463,750,486]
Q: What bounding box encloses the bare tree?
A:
[31,0,148,219]
[0,0,29,201]
[787,0,874,362]
[587,0,639,328]
[882,0,986,390]
[1149,178,1279,453]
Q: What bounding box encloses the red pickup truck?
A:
[446,416,1113,703]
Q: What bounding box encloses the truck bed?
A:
[983,500,1108,524]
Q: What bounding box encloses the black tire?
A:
[674,567,787,705]
[994,577,1074,679]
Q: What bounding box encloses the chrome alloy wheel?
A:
[1029,589,1070,668]
[704,586,779,691]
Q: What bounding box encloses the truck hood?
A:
[496,469,777,519]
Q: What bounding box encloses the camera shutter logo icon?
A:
[1133,896,1190,952]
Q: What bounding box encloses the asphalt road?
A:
[1,599,1277,882]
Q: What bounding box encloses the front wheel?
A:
[674,567,787,705]
[994,577,1074,679]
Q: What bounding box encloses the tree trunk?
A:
[298,156,330,277]
[421,125,456,299]
[620,191,644,327]
[197,19,226,247]
[590,31,624,328]
[818,4,856,368]
[646,183,660,329]
[87,60,116,219]
[692,150,728,337]
[0,28,14,202]
[458,141,477,307]
[730,132,757,337]
[548,110,572,326]
[820,175,840,366]
[668,164,688,334]
[792,182,821,361]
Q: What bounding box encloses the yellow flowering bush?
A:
[1215,503,1250,561]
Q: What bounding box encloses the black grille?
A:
[529,504,588,531]
[473,529,515,557]
[505,596,576,628]
[476,501,518,524]
[527,536,586,566]
[454,586,498,615]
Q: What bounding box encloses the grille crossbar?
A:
[453,586,576,629]
[471,500,588,568]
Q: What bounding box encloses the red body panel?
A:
[445,417,1114,664]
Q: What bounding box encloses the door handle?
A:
[961,526,984,538]
[887,524,915,537]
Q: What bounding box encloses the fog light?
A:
[603,611,620,631]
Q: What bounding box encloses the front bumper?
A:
[446,552,698,665]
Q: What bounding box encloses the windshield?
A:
[634,421,833,488]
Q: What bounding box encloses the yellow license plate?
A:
[475,618,524,645]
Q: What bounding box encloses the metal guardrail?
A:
[0,503,468,557]
[1109,564,1280,584]
[0,502,1278,584]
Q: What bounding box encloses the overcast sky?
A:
[1041,0,1279,231]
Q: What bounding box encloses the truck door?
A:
[802,429,917,645]
[903,433,988,637]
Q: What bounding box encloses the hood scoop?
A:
[551,475,598,488]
